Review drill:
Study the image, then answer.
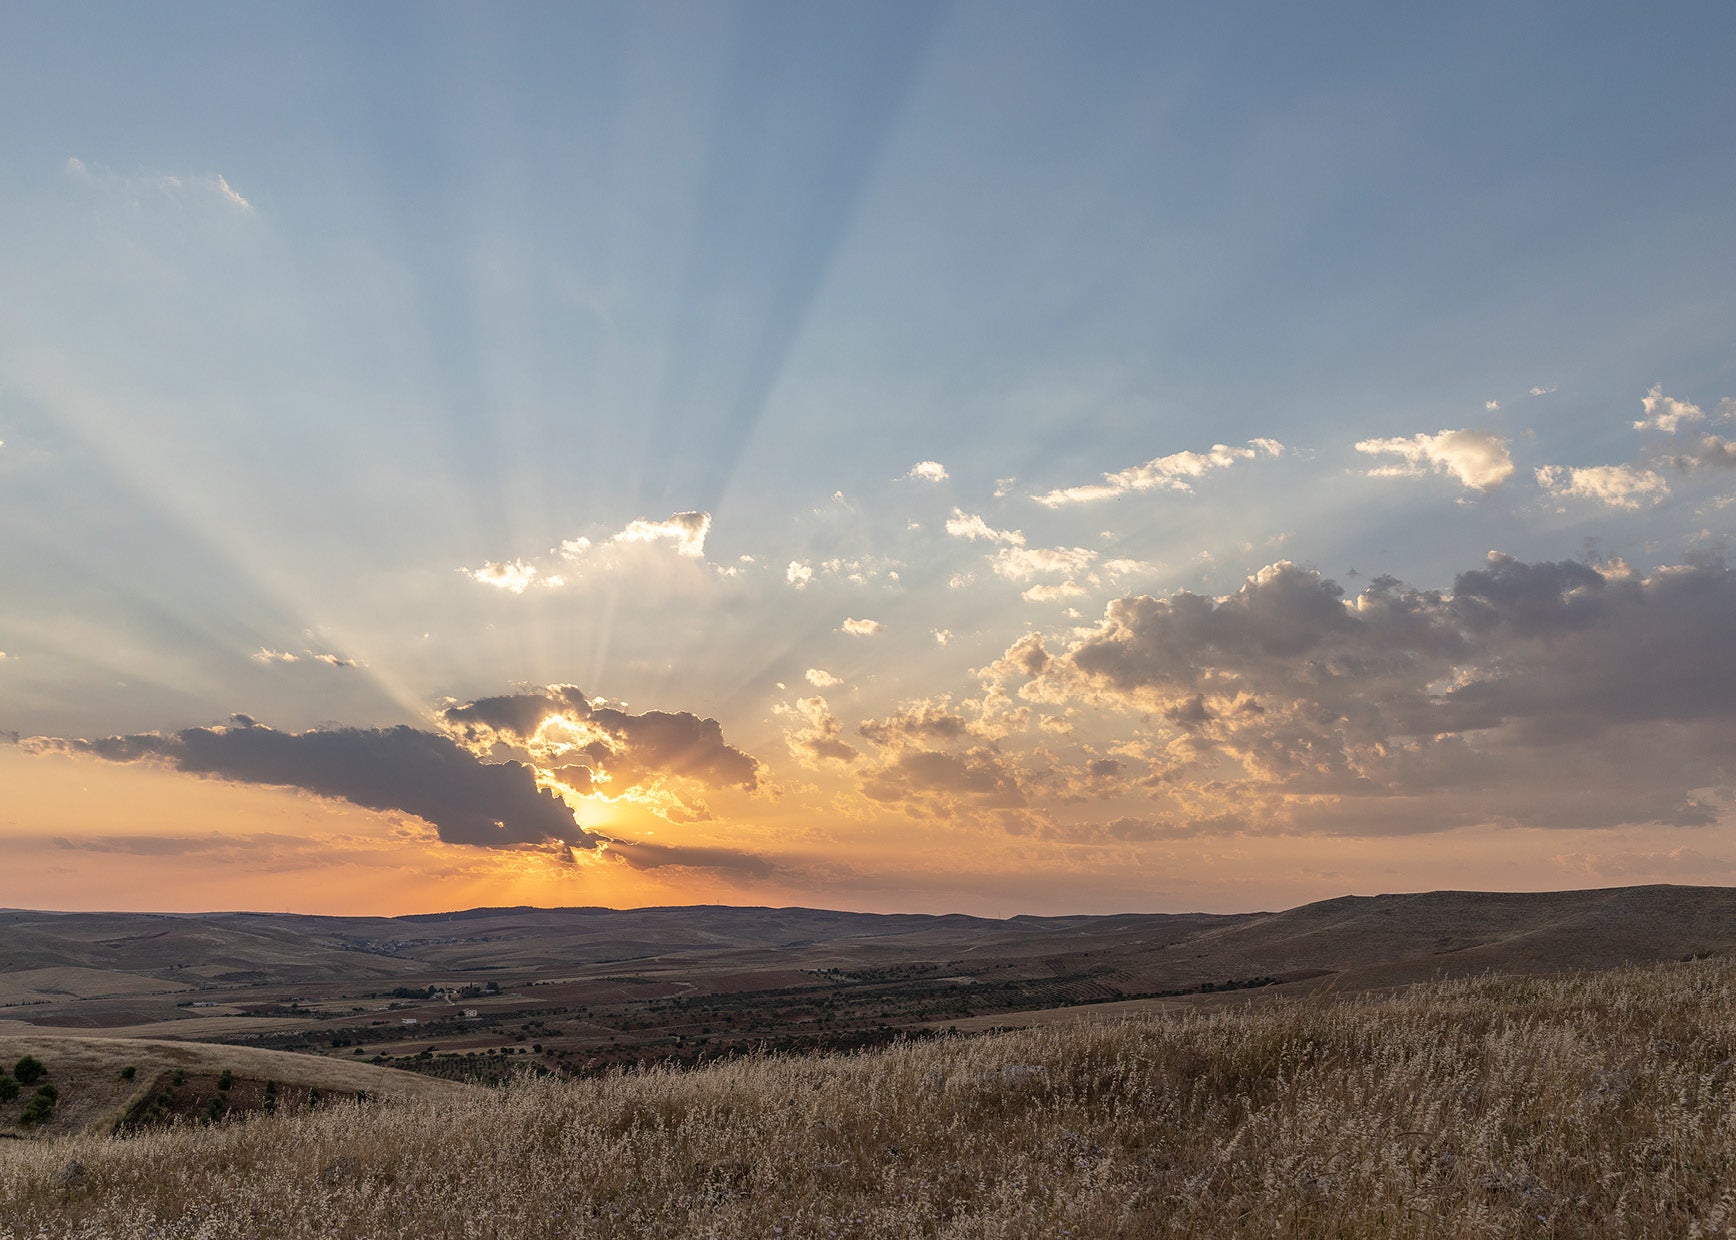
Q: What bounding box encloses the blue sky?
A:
[4,3,1736,915]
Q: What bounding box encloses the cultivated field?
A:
[6,957,1736,1238]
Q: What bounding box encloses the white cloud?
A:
[992,545,1097,580]
[68,156,253,212]
[786,561,814,589]
[1354,428,1515,492]
[1485,400,1500,411]
[1530,385,1558,396]
[611,511,711,558]
[311,653,359,669]
[944,509,1024,545]
[805,668,843,688]
[252,648,299,664]
[1635,385,1705,434]
[906,460,949,482]
[1535,464,1670,509]
[1022,582,1086,602]
[465,559,540,593]
[840,617,885,636]
[1033,440,1282,507]
[934,629,954,646]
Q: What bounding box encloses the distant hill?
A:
[6,886,1736,1047]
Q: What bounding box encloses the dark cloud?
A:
[994,554,1736,834]
[601,838,775,879]
[437,685,760,795]
[26,718,593,850]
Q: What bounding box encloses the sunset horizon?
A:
[5,5,1735,923]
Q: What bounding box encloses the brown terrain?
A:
[2,884,1733,1135]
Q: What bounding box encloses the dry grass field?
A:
[6,957,1736,1238]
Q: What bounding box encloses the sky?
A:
[3,3,1736,917]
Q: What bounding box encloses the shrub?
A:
[19,1083,57,1125]
[13,1055,45,1085]
[216,1070,234,1092]
[0,1074,17,1102]
[119,1065,136,1081]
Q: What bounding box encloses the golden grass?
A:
[6,959,1736,1237]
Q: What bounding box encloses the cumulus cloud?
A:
[1033,440,1282,507]
[438,686,761,811]
[1671,435,1736,472]
[777,695,859,766]
[466,559,541,593]
[905,461,949,482]
[1355,428,1515,492]
[989,553,1736,835]
[1535,464,1669,509]
[611,511,711,558]
[992,545,1096,580]
[786,561,814,589]
[465,512,716,594]
[24,718,591,850]
[944,509,1024,545]
[840,617,884,636]
[804,668,843,688]
[1635,385,1704,433]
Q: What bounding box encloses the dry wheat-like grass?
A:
[6,959,1736,1238]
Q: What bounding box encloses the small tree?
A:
[13,1056,45,1086]
[0,1074,17,1102]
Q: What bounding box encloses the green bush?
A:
[119,1065,136,1081]
[0,1074,17,1102]
[19,1083,57,1126]
[13,1056,45,1086]
[217,1070,234,1092]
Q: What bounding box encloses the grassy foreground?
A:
[6,960,1736,1238]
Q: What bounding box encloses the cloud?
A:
[786,561,814,589]
[1670,435,1736,471]
[805,668,843,688]
[465,513,717,595]
[840,617,884,636]
[944,509,1024,545]
[777,695,860,767]
[1535,464,1669,509]
[1022,582,1086,602]
[466,559,541,593]
[1033,440,1282,507]
[252,648,299,664]
[989,553,1736,835]
[610,511,711,558]
[311,653,359,669]
[992,545,1096,580]
[1530,385,1558,396]
[1635,386,1704,433]
[906,461,949,482]
[1485,400,1500,411]
[67,157,254,213]
[600,838,775,879]
[1355,428,1515,491]
[438,686,761,808]
[24,718,591,850]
